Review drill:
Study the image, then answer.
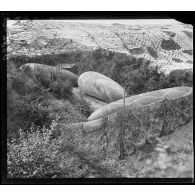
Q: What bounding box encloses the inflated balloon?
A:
[78,71,126,103]
[88,86,192,121]
[21,63,78,86]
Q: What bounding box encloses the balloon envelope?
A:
[88,86,192,121]
[21,63,78,86]
[78,71,126,103]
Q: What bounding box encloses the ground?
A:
[119,120,193,178]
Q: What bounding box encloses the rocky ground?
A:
[7,20,193,74]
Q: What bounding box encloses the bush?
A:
[7,119,90,178]
[75,49,192,96]
[35,68,52,89]
[161,39,181,50]
[8,66,38,96]
[183,31,192,39]
[7,90,52,139]
[166,69,193,87]
[17,98,51,130]
[10,48,193,97]
[7,62,52,138]
[70,92,92,117]
[147,46,158,59]
[49,79,73,99]
[140,139,193,178]
[182,50,193,56]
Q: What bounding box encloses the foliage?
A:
[165,69,193,88]
[161,39,181,50]
[7,115,122,178]
[49,79,73,99]
[7,89,52,139]
[70,92,92,117]
[172,58,183,63]
[139,139,193,178]
[7,60,52,138]
[182,50,193,56]
[10,48,193,97]
[7,118,90,178]
[7,47,193,178]
[147,46,158,59]
[7,60,76,138]
[35,68,51,89]
[183,31,193,39]
[119,65,193,95]
[17,98,51,130]
[72,48,192,96]
[163,31,176,38]
[129,47,145,55]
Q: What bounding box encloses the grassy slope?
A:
[119,120,193,178]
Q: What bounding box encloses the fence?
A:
[59,88,193,162]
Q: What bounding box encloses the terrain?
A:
[7,20,193,74]
[7,20,193,179]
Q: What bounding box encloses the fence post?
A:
[119,83,126,160]
[52,66,54,96]
[161,98,168,136]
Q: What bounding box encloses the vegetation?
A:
[7,62,50,138]
[172,58,183,63]
[7,119,90,178]
[7,118,193,178]
[183,31,193,39]
[161,39,181,50]
[147,46,158,59]
[182,50,193,56]
[7,60,81,139]
[129,47,145,55]
[49,79,73,99]
[73,48,192,95]
[10,48,192,96]
[7,116,123,178]
[7,47,193,178]
[163,31,176,38]
[70,93,92,117]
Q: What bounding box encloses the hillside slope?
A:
[119,120,193,178]
[7,20,193,74]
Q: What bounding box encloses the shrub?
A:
[11,76,27,95]
[8,65,37,96]
[172,58,183,63]
[129,47,145,55]
[163,31,176,38]
[140,139,193,178]
[182,50,193,56]
[74,49,192,96]
[70,92,92,117]
[147,46,158,59]
[166,69,193,87]
[49,79,73,99]
[8,91,52,139]
[17,98,51,130]
[161,39,181,50]
[7,61,51,137]
[7,119,90,178]
[183,31,192,39]
[35,68,51,89]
